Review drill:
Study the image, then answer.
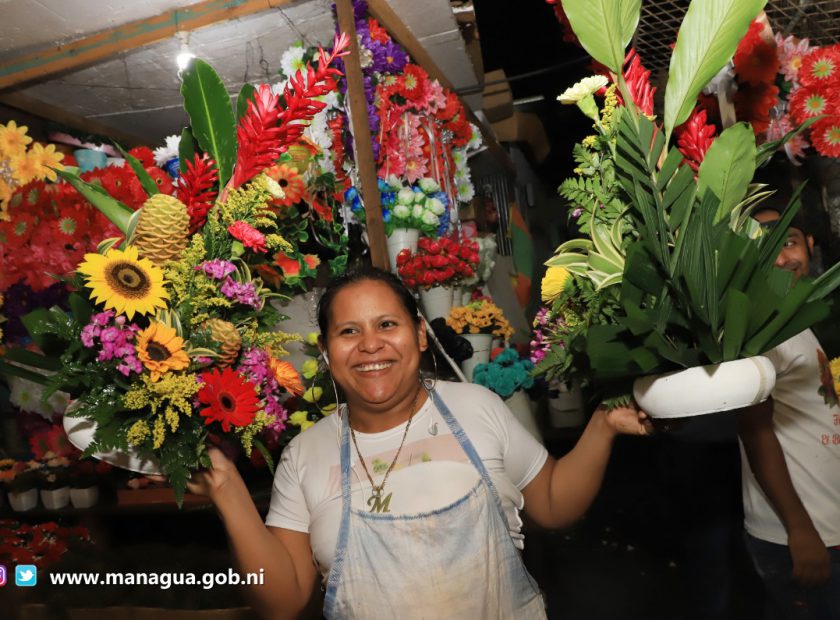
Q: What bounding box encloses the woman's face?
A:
[324,280,427,410]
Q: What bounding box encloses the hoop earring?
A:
[421,349,438,392]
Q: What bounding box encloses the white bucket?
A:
[460,333,493,381]
[385,228,419,273]
[420,286,454,321]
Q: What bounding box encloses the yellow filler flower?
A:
[136,322,191,381]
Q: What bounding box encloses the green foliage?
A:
[54,168,134,234]
[562,0,642,74]
[237,83,257,121]
[178,127,197,175]
[115,142,159,197]
[696,122,755,224]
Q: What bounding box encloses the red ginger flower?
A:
[734,20,779,86]
[619,50,656,116]
[228,220,267,253]
[197,367,259,432]
[799,45,840,88]
[177,153,219,233]
[676,108,717,172]
[810,115,840,158]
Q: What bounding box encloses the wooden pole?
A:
[335,0,390,270]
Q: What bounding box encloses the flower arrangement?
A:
[1,460,42,494]
[0,519,91,568]
[0,120,65,220]
[472,348,535,400]
[534,0,840,406]
[461,235,498,288]
[279,332,337,437]
[447,299,513,339]
[396,236,479,290]
[38,455,70,490]
[0,36,350,504]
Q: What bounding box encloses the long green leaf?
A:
[54,168,133,234]
[237,83,257,120]
[180,59,237,188]
[697,122,755,223]
[664,0,766,138]
[561,0,642,74]
[808,260,840,302]
[722,289,749,361]
[179,127,196,175]
[114,142,159,197]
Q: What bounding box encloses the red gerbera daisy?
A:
[265,164,305,207]
[145,166,174,195]
[128,146,155,168]
[789,85,832,125]
[734,20,779,86]
[398,64,429,102]
[197,367,259,432]
[810,115,840,158]
[799,45,840,88]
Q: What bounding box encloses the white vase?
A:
[548,382,585,428]
[505,390,542,442]
[632,356,776,419]
[63,414,164,475]
[386,228,419,274]
[8,488,38,512]
[40,487,70,510]
[460,333,493,381]
[70,486,100,509]
[420,286,454,320]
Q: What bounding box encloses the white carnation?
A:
[557,75,609,104]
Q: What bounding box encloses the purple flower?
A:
[220,278,261,309]
[197,259,237,280]
[380,41,408,73]
[572,208,583,219]
[82,310,142,375]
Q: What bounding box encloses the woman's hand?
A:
[598,402,653,437]
[147,447,242,501]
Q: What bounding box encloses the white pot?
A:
[632,356,776,419]
[460,333,493,381]
[8,488,38,512]
[505,390,542,442]
[40,487,70,510]
[63,414,164,475]
[70,486,100,509]
[419,286,454,321]
[386,228,419,273]
[461,289,472,305]
[548,382,585,428]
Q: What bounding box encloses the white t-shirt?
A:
[740,329,840,546]
[265,381,549,579]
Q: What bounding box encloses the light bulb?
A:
[176,46,196,71]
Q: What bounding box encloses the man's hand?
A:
[788,526,832,588]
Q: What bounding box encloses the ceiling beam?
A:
[366,0,515,175]
[0,92,147,147]
[0,0,295,92]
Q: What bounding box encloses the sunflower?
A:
[265,164,305,207]
[541,266,571,303]
[269,358,304,395]
[197,367,259,432]
[76,245,169,320]
[136,322,190,381]
[0,121,32,158]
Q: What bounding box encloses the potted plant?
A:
[397,236,479,319]
[446,299,514,380]
[533,0,840,418]
[5,462,42,512]
[473,348,541,440]
[39,455,70,510]
[68,459,102,509]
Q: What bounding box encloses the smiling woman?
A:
[186,265,652,620]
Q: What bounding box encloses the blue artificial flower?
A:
[382,208,392,223]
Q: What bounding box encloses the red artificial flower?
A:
[228,220,267,253]
[798,45,840,88]
[368,18,391,44]
[734,20,779,86]
[128,146,155,167]
[398,64,429,102]
[733,83,779,135]
[810,115,840,158]
[177,153,219,233]
[197,368,259,432]
[676,107,717,172]
[145,166,174,195]
[789,85,833,125]
[265,164,305,207]
[302,254,320,270]
[545,0,579,45]
[274,252,302,277]
[621,49,656,116]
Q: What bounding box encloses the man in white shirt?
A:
[738,206,840,620]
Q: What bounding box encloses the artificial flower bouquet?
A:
[534,0,840,408]
[0,35,351,503]
[0,519,91,568]
[347,176,451,237]
[447,299,514,339]
[396,236,479,290]
[472,348,535,400]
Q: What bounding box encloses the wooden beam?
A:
[0,91,147,147]
[335,0,390,270]
[0,0,295,91]
[366,0,515,175]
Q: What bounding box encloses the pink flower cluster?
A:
[220,278,261,308]
[80,310,142,376]
[237,348,288,432]
[529,307,553,365]
[197,259,237,280]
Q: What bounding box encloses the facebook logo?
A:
[15,565,37,587]
[0,564,7,586]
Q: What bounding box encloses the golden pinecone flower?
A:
[133,194,190,266]
[136,322,190,381]
[541,266,571,303]
[204,318,241,367]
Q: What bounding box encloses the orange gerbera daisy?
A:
[136,322,191,381]
[265,164,305,208]
[269,358,304,396]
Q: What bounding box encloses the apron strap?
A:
[429,388,511,529]
[325,409,353,610]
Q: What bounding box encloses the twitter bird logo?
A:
[15,565,37,587]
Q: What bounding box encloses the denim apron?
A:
[323,389,547,619]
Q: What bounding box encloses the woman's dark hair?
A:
[317,266,420,340]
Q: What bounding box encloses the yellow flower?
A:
[303,386,323,403]
[0,121,32,158]
[28,143,64,181]
[302,358,319,380]
[77,245,169,320]
[11,154,38,185]
[289,410,315,431]
[831,357,840,399]
[305,332,320,346]
[541,266,571,303]
[126,420,151,446]
[136,322,190,381]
